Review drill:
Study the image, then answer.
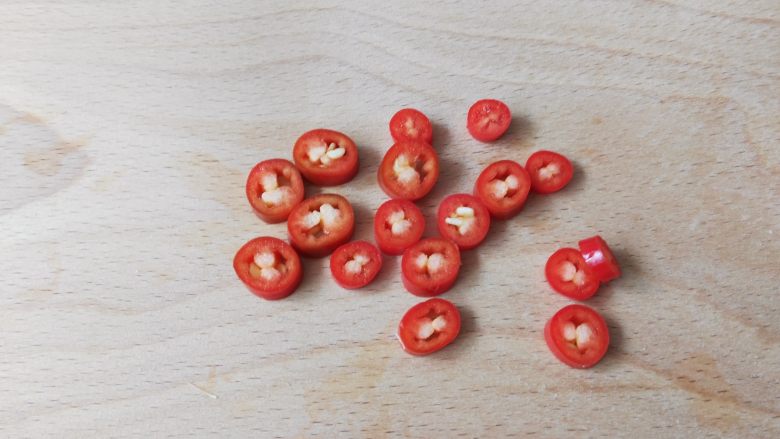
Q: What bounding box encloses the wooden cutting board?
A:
[2,1,778,437]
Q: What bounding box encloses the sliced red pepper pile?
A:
[233,101,622,364]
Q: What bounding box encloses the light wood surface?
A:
[2,1,779,437]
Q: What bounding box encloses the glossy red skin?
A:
[292,128,359,186]
[401,238,461,297]
[544,304,610,368]
[466,99,511,142]
[329,241,383,289]
[373,199,425,255]
[287,194,355,257]
[545,248,600,300]
[525,150,574,194]
[398,298,461,356]
[233,236,302,300]
[245,159,305,223]
[389,108,433,144]
[578,235,621,283]
[378,141,440,201]
[436,194,491,250]
[473,160,531,220]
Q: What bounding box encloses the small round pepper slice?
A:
[398,298,461,355]
[545,304,610,368]
[578,235,621,283]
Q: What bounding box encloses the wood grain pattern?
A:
[1,1,778,437]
